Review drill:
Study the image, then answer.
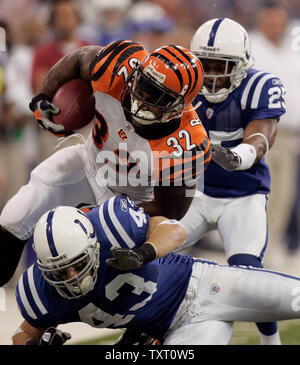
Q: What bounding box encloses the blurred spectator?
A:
[31,0,90,94]
[83,0,131,46]
[250,1,300,260]
[127,1,174,51]
[0,19,14,210]
[31,0,91,160]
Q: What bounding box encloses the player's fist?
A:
[26,327,71,346]
[29,94,73,137]
[106,247,144,270]
[211,145,241,171]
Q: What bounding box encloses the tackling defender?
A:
[0,40,210,287]
[13,195,300,345]
[178,18,286,345]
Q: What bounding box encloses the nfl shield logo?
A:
[206,108,214,119]
[210,283,220,294]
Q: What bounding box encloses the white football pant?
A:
[164,261,300,345]
[178,191,268,261]
[0,144,114,240]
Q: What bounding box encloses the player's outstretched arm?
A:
[12,320,46,345]
[106,216,187,270]
[212,118,277,171]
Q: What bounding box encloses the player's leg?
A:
[164,319,233,345]
[0,145,97,286]
[218,193,280,344]
[193,261,300,324]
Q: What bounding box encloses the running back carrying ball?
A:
[52,78,95,131]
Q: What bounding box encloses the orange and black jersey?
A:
[85,40,211,197]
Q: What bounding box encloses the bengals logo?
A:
[118,128,127,141]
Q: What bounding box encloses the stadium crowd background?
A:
[1,0,300,283]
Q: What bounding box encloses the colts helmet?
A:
[190,18,254,103]
[33,206,100,300]
[122,45,204,124]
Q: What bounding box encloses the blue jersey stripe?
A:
[208,18,225,46]
[16,283,29,320]
[102,199,129,248]
[46,210,58,257]
[22,270,44,318]
[244,72,268,110]
[258,194,269,260]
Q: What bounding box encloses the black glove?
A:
[26,327,71,345]
[29,94,73,136]
[106,243,157,270]
[211,144,241,171]
[114,329,157,345]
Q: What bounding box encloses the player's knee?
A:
[228,253,262,268]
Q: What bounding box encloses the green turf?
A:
[73,320,300,345]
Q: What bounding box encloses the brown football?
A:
[52,78,95,131]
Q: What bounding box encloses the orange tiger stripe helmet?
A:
[121,45,204,125]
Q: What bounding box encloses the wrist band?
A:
[246,133,269,157]
[134,242,158,264]
[230,143,257,170]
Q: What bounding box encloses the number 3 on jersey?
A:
[167,129,197,157]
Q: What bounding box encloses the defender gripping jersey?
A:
[85,40,211,202]
[194,68,286,198]
[16,196,195,339]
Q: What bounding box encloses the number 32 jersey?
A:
[84,41,211,202]
[194,68,286,198]
[16,196,195,339]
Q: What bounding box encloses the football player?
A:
[13,195,300,345]
[178,18,286,345]
[0,41,210,287]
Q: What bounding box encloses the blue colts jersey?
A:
[194,68,286,198]
[16,196,195,339]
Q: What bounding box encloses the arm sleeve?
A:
[244,74,286,123]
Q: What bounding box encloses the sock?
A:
[259,330,281,345]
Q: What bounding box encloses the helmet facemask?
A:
[197,53,253,103]
[38,243,100,300]
[122,65,185,125]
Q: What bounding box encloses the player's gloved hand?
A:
[26,327,71,346]
[106,243,157,270]
[211,145,241,172]
[29,93,73,136]
[114,329,158,345]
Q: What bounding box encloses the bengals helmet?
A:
[121,45,204,125]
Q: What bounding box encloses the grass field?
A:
[74,320,300,345]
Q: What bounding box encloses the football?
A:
[52,78,95,131]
